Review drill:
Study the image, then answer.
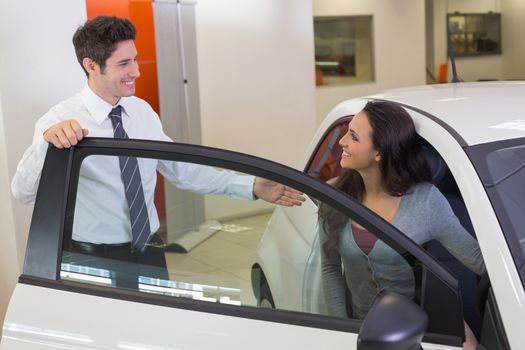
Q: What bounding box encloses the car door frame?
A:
[21,137,465,347]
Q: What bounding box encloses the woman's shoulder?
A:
[399,183,450,223]
[405,182,445,204]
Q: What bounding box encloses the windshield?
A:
[468,138,525,287]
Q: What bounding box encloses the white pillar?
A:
[0,0,87,329]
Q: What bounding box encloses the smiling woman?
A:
[328,101,432,207]
[318,101,485,349]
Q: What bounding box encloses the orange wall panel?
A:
[85,0,165,220]
[86,0,129,19]
[129,1,157,62]
[85,0,159,113]
[135,62,160,120]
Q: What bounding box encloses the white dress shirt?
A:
[12,84,255,244]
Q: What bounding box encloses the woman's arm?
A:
[428,187,486,275]
[319,219,349,318]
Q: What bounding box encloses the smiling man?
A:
[11,16,303,289]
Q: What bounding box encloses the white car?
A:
[251,81,525,349]
[2,82,524,349]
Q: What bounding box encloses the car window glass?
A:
[59,155,445,327]
[483,144,525,276]
[62,155,278,305]
[307,119,349,181]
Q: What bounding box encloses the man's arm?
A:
[12,118,88,204]
[11,139,49,204]
[157,160,304,206]
[152,112,304,206]
[157,160,256,199]
[43,119,89,148]
[253,177,304,206]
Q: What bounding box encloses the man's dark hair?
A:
[73,16,136,76]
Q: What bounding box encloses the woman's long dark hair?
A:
[320,100,432,252]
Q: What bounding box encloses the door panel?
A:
[15,138,466,349]
[2,284,359,350]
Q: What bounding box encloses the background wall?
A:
[432,0,502,82]
[0,0,87,329]
[193,0,317,219]
[501,0,525,79]
[432,0,525,82]
[0,91,18,332]
[195,0,317,168]
[313,0,427,124]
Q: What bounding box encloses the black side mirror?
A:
[357,292,428,350]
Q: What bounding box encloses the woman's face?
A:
[339,111,380,171]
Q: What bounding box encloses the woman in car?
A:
[318,100,485,349]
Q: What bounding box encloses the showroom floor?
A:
[164,213,271,306]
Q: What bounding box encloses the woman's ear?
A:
[375,151,381,162]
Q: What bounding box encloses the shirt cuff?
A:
[228,175,257,200]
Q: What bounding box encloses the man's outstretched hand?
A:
[253,177,305,207]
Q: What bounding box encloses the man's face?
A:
[89,40,140,105]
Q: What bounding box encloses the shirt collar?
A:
[81,84,130,124]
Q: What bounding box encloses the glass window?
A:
[60,155,423,316]
[306,119,349,180]
[61,155,276,306]
[447,13,502,56]
[478,142,525,283]
[314,16,374,86]
[58,154,465,341]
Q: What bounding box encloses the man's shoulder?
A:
[52,92,83,110]
[45,93,85,118]
[121,95,154,113]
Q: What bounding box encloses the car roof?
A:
[333,81,525,146]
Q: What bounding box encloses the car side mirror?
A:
[357,292,428,350]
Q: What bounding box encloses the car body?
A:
[252,81,525,349]
[1,82,523,350]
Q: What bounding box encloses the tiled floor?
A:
[164,212,271,306]
[59,212,272,305]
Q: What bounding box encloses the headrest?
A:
[422,145,447,185]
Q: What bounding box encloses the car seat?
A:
[422,145,481,338]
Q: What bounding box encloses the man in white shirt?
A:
[12,16,303,289]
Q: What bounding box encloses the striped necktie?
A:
[108,106,151,252]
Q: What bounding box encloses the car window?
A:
[56,151,463,345]
[484,143,525,276]
[61,155,274,306]
[467,138,525,287]
[307,119,350,180]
